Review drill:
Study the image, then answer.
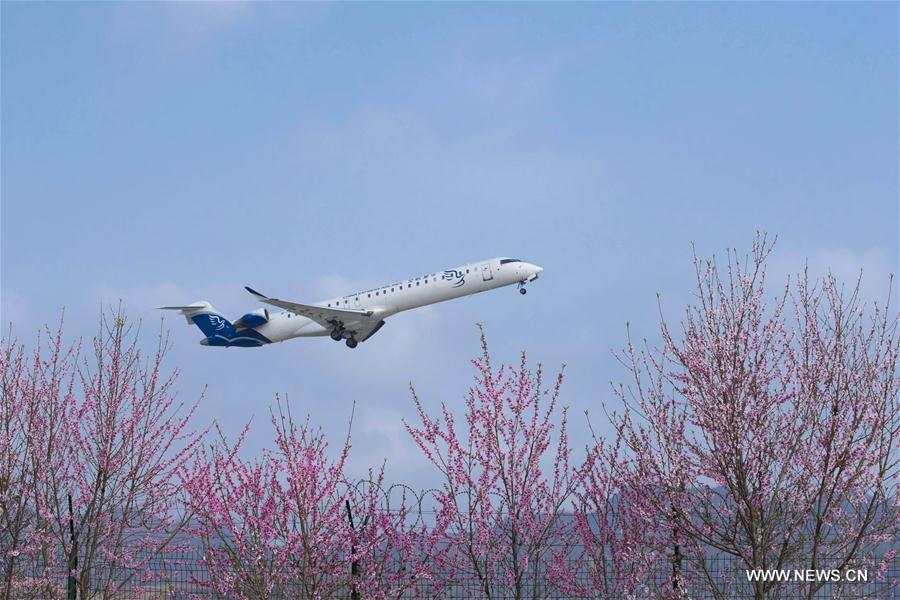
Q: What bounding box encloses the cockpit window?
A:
[500,258,522,265]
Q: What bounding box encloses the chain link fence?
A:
[4,547,898,599]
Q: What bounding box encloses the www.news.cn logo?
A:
[746,568,869,583]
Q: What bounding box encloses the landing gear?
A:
[330,329,343,341]
[519,287,527,295]
[345,337,358,349]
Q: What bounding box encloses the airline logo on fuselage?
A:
[208,315,228,331]
[443,269,465,288]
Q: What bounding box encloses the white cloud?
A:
[166,2,253,37]
[311,273,379,299]
[0,289,29,331]
[768,246,897,308]
[81,280,263,316]
[110,2,254,53]
[285,36,604,224]
[347,406,430,478]
[109,2,336,55]
[294,107,606,212]
[85,281,189,310]
[292,272,448,384]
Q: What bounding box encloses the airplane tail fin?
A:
[157,301,237,338]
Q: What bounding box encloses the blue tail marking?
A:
[191,311,272,347]
[191,312,238,338]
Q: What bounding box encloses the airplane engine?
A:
[233,308,269,329]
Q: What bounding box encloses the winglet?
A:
[245,286,266,299]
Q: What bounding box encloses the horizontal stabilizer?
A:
[158,304,210,311]
[157,301,215,325]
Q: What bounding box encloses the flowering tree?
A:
[186,398,446,599]
[0,309,204,599]
[185,400,353,599]
[560,420,669,599]
[612,236,899,599]
[342,474,452,599]
[1,320,77,598]
[5,240,897,600]
[405,327,578,599]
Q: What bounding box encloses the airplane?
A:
[158,257,542,349]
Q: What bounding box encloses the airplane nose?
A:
[199,338,209,346]
[524,263,543,282]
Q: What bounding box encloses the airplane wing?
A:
[354,318,387,342]
[244,286,377,330]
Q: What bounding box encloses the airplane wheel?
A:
[519,287,527,295]
[330,330,342,341]
[346,338,358,349]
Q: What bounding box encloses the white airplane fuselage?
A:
[249,258,541,344]
[161,257,542,348]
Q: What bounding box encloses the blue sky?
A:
[2,3,897,488]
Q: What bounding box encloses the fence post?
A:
[345,499,360,600]
[67,494,78,600]
[672,501,683,596]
